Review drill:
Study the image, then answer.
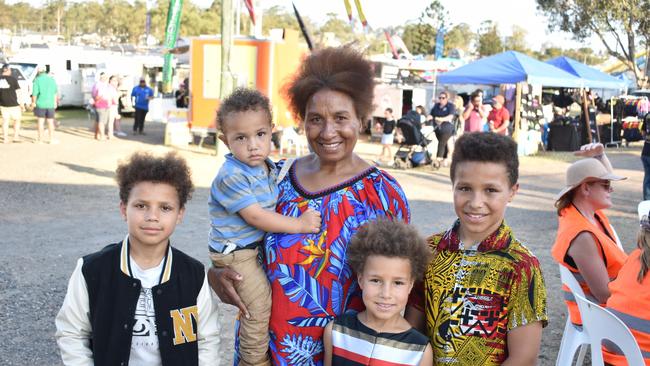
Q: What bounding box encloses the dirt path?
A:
[0,114,644,365]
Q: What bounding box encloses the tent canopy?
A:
[546,56,626,90]
[437,51,583,87]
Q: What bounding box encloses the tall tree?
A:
[536,0,650,87]
[317,12,354,45]
[505,25,528,53]
[477,20,502,56]
[444,23,474,55]
[401,23,435,55]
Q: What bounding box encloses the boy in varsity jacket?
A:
[55,152,221,366]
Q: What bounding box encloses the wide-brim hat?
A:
[554,157,626,201]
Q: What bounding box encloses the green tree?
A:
[536,0,650,87]
[505,25,528,53]
[444,23,474,55]
[317,12,353,44]
[477,21,502,56]
[401,23,435,55]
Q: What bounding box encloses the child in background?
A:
[405,132,548,365]
[323,217,433,366]
[208,87,321,366]
[376,107,396,164]
[55,151,221,365]
[603,200,650,365]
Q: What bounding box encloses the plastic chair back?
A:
[556,264,588,366]
[573,293,645,366]
[559,264,586,297]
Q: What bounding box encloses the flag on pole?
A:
[353,0,368,30]
[243,0,255,26]
[162,0,183,93]
[292,2,313,51]
[343,0,353,24]
[384,31,398,59]
[434,27,445,60]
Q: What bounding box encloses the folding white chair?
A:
[573,293,645,365]
[279,127,305,156]
[556,265,589,366]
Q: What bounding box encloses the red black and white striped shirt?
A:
[331,313,429,366]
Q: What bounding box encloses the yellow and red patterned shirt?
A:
[409,220,548,365]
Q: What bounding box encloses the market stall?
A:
[437,51,582,154]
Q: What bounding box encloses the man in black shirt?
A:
[0,64,22,143]
[376,107,396,163]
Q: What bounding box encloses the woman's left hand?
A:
[574,142,604,158]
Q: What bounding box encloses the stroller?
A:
[393,111,434,169]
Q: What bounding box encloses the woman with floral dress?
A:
[210,46,410,365]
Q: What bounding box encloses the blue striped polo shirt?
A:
[208,154,279,253]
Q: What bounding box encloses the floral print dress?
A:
[233,161,409,366]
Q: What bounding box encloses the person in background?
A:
[31,65,59,144]
[175,83,188,108]
[551,143,628,327]
[603,200,650,365]
[0,64,23,143]
[462,91,486,133]
[428,91,456,168]
[92,72,111,141]
[131,78,154,135]
[109,76,127,137]
[488,95,511,136]
[642,114,650,200]
[415,105,427,124]
[376,107,396,164]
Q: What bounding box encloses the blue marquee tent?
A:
[546,56,626,90]
[438,51,583,87]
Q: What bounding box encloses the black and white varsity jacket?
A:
[55,236,221,366]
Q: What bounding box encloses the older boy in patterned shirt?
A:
[405,132,548,365]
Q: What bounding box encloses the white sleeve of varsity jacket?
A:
[197,272,222,365]
[55,258,93,366]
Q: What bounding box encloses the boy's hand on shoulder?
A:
[298,208,322,234]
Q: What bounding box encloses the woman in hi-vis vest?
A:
[604,201,650,365]
[551,143,628,326]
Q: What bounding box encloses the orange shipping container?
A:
[188,29,307,132]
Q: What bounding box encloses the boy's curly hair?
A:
[116,151,194,208]
[450,132,519,186]
[348,217,431,279]
[216,87,272,132]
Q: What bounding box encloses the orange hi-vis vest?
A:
[604,248,650,365]
[551,204,627,325]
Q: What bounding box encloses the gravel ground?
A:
[0,114,645,365]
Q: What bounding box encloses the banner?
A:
[353,0,368,30]
[162,0,184,93]
[243,0,255,26]
[292,2,313,51]
[384,31,398,59]
[434,27,445,60]
[343,0,353,24]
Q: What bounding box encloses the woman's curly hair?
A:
[347,217,431,279]
[116,151,194,208]
[285,46,375,122]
